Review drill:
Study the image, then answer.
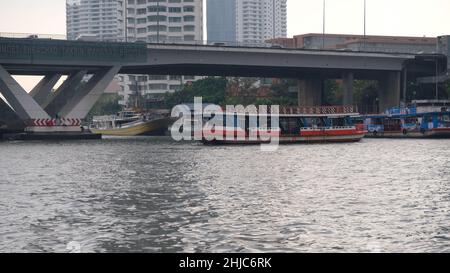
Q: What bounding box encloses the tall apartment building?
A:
[67,0,203,106]
[207,0,236,43]
[66,0,125,41]
[236,0,287,44]
[207,0,287,45]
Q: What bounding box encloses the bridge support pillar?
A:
[0,65,51,121]
[30,73,61,107]
[0,98,25,131]
[298,79,323,106]
[44,70,87,117]
[378,71,401,113]
[59,66,121,119]
[342,72,354,105]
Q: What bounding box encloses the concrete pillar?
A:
[378,71,401,112]
[298,79,323,106]
[29,73,61,106]
[342,72,354,105]
[0,65,50,120]
[59,66,121,119]
[44,70,87,117]
[0,98,25,131]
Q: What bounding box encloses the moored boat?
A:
[90,110,172,136]
[199,106,366,144]
[361,100,450,138]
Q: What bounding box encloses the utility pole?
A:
[363,0,367,50]
[322,0,326,49]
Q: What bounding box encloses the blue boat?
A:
[358,100,450,138]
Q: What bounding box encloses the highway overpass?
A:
[0,37,447,133]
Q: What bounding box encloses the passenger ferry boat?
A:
[199,106,366,144]
[361,100,450,138]
[90,110,172,136]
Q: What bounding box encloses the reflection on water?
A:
[0,137,450,252]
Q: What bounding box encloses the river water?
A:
[0,137,449,253]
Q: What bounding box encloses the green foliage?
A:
[323,80,343,105]
[354,80,378,104]
[163,77,228,108]
[86,94,122,121]
[163,77,299,107]
[405,80,450,101]
[270,80,298,106]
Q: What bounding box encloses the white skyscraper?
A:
[121,0,203,104]
[235,0,287,44]
[66,0,125,41]
[66,0,203,106]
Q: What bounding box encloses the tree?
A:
[323,80,343,105]
[163,77,228,108]
[86,94,122,121]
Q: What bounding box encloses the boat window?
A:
[279,117,301,134]
[372,118,383,125]
[383,118,402,131]
[304,117,326,128]
[438,114,450,122]
[353,118,364,125]
[437,114,450,126]
[404,117,419,124]
[330,118,346,127]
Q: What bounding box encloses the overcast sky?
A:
[1,0,449,37]
[0,0,449,90]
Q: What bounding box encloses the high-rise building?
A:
[235,0,287,44]
[207,0,287,45]
[121,0,203,104]
[66,0,125,41]
[66,0,203,106]
[207,0,236,44]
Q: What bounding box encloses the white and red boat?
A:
[200,106,366,144]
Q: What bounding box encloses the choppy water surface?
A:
[0,137,450,253]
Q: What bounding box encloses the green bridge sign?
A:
[0,38,148,63]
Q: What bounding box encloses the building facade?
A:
[207,0,236,44]
[66,0,203,106]
[207,0,287,45]
[235,0,287,44]
[66,0,125,41]
[120,0,203,105]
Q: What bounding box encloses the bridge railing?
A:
[0,32,438,55]
[0,32,67,40]
[0,32,284,49]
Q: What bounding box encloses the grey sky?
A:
[0,0,449,90]
[0,0,449,37]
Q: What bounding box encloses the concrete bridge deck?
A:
[0,37,447,134]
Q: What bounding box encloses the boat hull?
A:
[203,133,365,145]
[365,128,450,139]
[90,118,171,136]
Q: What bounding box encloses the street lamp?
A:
[322,0,326,49]
[363,0,367,50]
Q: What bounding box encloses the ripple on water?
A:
[1,138,450,252]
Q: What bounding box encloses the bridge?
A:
[0,37,447,134]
